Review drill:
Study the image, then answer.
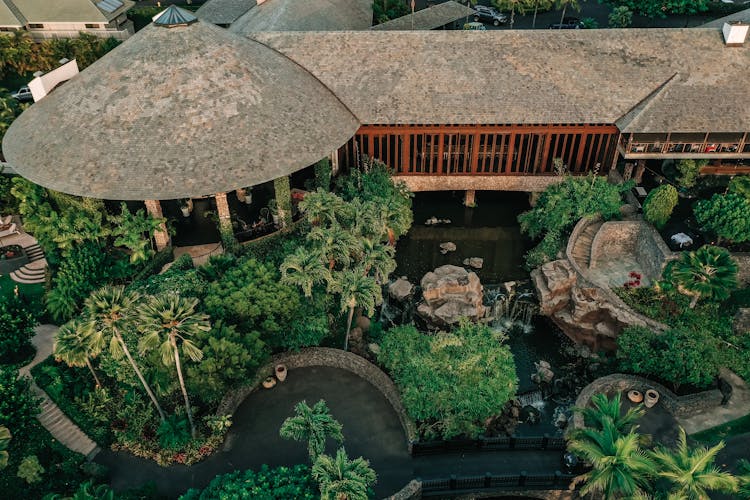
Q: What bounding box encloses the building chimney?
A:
[722,22,749,47]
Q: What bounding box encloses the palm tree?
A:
[649,427,739,499]
[359,238,396,285]
[85,286,166,421]
[737,459,750,499]
[332,267,382,351]
[280,247,331,298]
[0,426,10,470]
[299,189,348,226]
[568,419,654,498]
[309,226,360,271]
[555,0,582,27]
[138,295,209,438]
[530,0,552,28]
[576,392,644,435]
[671,245,738,308]
[53,319,105,388]
[109,202,166,259]
[279,399,344,461]
[312,447,377,500]
[492,0,531,29]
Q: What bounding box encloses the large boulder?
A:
[388,278,414,302]
[418,265,485,328]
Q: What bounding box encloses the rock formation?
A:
[439,242,456,254]
[463,257,484,269]
[417,265,485,328]
[388,278,414,301]
[532,259,650,351]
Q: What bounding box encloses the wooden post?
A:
[634,160,646,183]
[144,199,170,251]
[330,150,339,176]
[464,189,476,207]
[623,162,634,181]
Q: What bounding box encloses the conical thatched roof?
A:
[2,15,359,200]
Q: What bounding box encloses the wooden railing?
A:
[411,434,566,456]
[420,471,576,496]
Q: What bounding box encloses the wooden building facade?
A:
[340,124,620,176]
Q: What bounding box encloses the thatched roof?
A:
[195,0,256,26]
[2,17,359,201]
[230,0,372,33]
[371,1,475,31]
[252,28,750,133]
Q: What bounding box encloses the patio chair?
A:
[0,215,12,226]
[0,223,19,238]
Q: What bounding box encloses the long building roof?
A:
[0,0,23,27]
[230,0,372,33]
[195,0,256,26]
[2,15,359,200]
[252,28,750,133]
[371,1,475,31]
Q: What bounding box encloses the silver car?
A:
[10,86,33,102]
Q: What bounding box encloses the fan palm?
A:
[576,392,645,435]
[280,246,331,298]
[138,295,210,438]
[312,447,377,500]
[0,426,10,470]
[568,419,654,498]
[332,267,382,351]
[649,427,738,499]
[53,318,105,387]
[671,245,738,308]
[279,399,344,461]
[85,286,166,421]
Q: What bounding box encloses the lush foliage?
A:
[728,175,750,201]
[0,426,9,469]
[379,321,517,439]
[675,159,706,189]
[312,447,377,500]
[180,464,318,500]
[617,326,720,390]
[0,294,37,362]
[518,174,631,268]
[279,400,344,462]
[597,0,708,18]
[17,454,44,484]
[157,415,191,451]
[608,5,632,27]
[694,193,750,244]
[643,184,678,230]
[0,366,39,438]
[671,245,738,308]
[372,0,409,24]
[0,94,25,147]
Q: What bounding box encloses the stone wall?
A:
[589,221,639,271]
[733,253,750,287]
[217,347,417,448]
[573,374,723,429]
[393,175,564,193]
[386,480,421,500]
[635,223,677,279]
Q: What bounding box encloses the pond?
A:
[394,191,531,284]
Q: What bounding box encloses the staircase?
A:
[569,221,602,270]
[10,244,47,284]
[33,383,99,458]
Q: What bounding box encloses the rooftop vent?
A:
[152,5,198,28]
[723,22,748,47]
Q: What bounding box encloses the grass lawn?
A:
[0,273,44,304]
[691,414,750,445]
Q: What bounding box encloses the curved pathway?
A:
[20,324,100,458]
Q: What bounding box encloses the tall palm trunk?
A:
[116,330,166,421]
[532,2,539,28]
[559,5,567,26]
[171,335,196,438]
[344,304,355,352]
[689,293,700,309]
[85,358,102,388]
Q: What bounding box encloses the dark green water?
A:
[394,191,532,285]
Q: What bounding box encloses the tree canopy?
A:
[694,193,750,244]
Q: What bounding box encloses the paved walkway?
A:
[679,368,750,435]
[19,324,100,459]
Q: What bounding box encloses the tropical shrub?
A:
[312,448,377,500]
[671,245,737,308]
[675,159,706,189]
[130,264,208,299]
[728,175,750,201]
[180,464,318,500]
[279,400,344,462]
[0,294,37,362]
[617,326,720,390]
[642,184,678,229]
[608,6,632,27]
[598,0,708,18]
[0,367,39,439]
[372,0,409,24]
[157,415,191,451]
[0,426,9,469]
[694,193,750,244]
[16,455,44,484]
[314,157,332,191]
[379,321,518,439]
[518,174,631,268]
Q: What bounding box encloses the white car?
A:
[10,86,33,102]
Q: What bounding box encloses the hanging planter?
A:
[262,376,276,389]
[644,389,659,408]
[275,364,287,382]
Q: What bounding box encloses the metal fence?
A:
[421,471,575,496]
[411,434,566,456]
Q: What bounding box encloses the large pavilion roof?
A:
[229,0,372,33]
[2,13,359,201]
[195,0,256,26]
[252,28,750,133]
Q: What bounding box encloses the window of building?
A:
[28,23,44,29]
[85,23,101,29]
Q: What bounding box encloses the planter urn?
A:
[275,364,287,382]
[644,389,659,408]
[262,376,276,389]
[627,390,643,404]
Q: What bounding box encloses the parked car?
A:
[10,86,33,102]
[548,17,583,29]
[473,5,507,26]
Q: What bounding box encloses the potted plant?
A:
[179,198,193,217]
[236,187,252,204]
[268,199,280,226]
[275,364,287,382]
